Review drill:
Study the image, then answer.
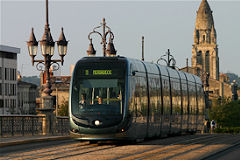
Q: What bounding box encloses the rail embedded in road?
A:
[1,134,240,160]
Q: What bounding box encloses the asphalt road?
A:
[203,143,240,160]
[1,134,240,160]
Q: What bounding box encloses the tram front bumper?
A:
[69,130,133,141]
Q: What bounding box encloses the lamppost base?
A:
[37,96,56,136]
[41,96,55,110]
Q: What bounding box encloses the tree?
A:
[226,72,240,85]
[209,99,240,128]
[58,98,69,116]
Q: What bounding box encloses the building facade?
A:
[17,80,37,114]
[0,45,20,114]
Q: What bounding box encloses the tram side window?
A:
[181,82,188,115]
[148,75,161,119]
[134,78,141,117]
[188,83,196,115]
[161,76,171,115]
[197,84,204,115]
[134,76,148,117]
[171,79,181,115]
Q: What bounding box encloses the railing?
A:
[56,116,69,135]
[0,115,69,137]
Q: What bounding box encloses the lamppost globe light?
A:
[106,41,117,56]
[58,45,67,56]
[86,39,96,56]
[57,27,68,56]
[27,28,38,57]
[40,30,55,56]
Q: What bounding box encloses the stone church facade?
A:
[181,0,237,101]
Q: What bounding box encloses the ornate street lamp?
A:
[27,0,68,113]
[26,0,68,135]
[27,0,68,98]
[87,18,116,57]
[157,49,176,69]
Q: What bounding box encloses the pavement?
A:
[0,135,71,147]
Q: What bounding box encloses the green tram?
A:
[69,56,205,141]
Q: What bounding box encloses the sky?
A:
[1,0,240,77]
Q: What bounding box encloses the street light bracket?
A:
[157,49,176,69]
[36,62,45,71]
[105,30,114,41]
[50,62,60,71]
[88,31,103,41]
[87,18,115,57]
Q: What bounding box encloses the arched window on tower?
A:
[197,51,202,64]
[196,30,199,44]
[205,51,210,73]
[206,32,210,43]
[203,35,206,43]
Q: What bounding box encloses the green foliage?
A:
[215,127,240,134]
[209,99,240,128]
[58,98,69,116]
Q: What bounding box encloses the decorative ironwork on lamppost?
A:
[87,18,117,57]
[27,0,68,99]
[157,49,176,69]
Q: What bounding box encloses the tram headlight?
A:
[95,120,100,126]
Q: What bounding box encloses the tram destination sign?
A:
[84,70,113,76]
[93,70,112,75]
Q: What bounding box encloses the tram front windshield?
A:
[71,62,126,118]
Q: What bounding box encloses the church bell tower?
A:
[192,0,219,80]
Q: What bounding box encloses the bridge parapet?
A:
[0,115,69,137]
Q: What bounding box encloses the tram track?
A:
[0,135,196,160]
[1,134,240,160]
[153,134,238,160]
[0,140,93,160]
[113,134,217,160]
[134,134,225,160]
[1,139,128,160]
[200,139,240,160]
[118,134,240,160]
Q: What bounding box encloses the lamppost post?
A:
[27,0,68,135]
[102,18,106,57]
[87,18,117,57]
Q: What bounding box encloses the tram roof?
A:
[167,67,180,79]
[75,56,202,85]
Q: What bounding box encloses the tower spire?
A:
[192,0,219,80]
